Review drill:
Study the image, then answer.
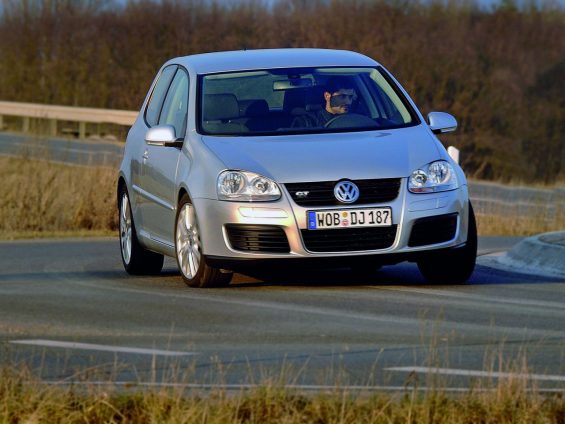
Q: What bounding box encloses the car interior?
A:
[201,84,373,134]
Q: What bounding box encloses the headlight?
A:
[408,161,458,193]
[217,170,281,201]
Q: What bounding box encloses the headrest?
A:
[306,86,325,106]
[306,104,322,112]
[283,87,324,113]
[283,89,307,113]
[239,99,269,118]
[203,94,240,121]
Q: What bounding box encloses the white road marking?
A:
[371,286,565,310]
[41,381,565,393]
[386,366,565,382]
[10,339,197,357]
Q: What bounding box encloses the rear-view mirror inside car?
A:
[273,78,313,91]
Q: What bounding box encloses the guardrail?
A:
[469,180,565,224]
[0,101,137,139]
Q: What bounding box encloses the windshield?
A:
[198,67,419,136]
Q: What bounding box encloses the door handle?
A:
[142,150,149,161]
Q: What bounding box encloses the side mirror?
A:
[145,125,183,148]
[428,112,457,134]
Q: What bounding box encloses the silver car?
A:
[117,49,477,287]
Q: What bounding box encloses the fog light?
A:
[238,207,288,218]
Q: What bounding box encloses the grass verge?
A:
[2,365,565,423]
[0,156,117,239]
[475,211,564,237]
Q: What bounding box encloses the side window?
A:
[159,69,189,138]
[145,65,177,127]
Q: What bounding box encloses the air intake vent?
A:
[285,178,401,207]
[301,226,397,252]
[408,213,458,247]
[225,225,290,253]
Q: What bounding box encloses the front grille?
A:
[225,224,290,253]
[408,213,458,247]
[285,178,401,207]
[301,226,397,252]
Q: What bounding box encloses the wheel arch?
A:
[177,185,193,206]
[117,175,127,209]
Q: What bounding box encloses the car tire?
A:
[175,194,233,288]
[119,187,164,275]
[417,202,477,284]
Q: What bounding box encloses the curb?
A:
[500,231,565,278]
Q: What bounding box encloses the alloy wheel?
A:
[176,203,202,279]
[120,193,132,265]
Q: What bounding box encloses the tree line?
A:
[0,0,563,183]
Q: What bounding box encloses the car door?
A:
[132,65,177,232]
[141,68,189,245]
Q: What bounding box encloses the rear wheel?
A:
[417,202,477,284]
[119,187,164,275]
[175,194,233,288]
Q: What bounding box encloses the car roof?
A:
[166,48,380,75]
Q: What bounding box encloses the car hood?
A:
[201,126,442,183]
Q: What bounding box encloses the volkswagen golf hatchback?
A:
[118,49,477,287]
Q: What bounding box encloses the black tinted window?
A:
[145,65,177,127]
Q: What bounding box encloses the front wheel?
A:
[175,194,233,288]
[417,202,477,284]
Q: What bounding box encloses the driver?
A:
[292,76,357,128]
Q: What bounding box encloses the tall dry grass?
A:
[1,364,565,423]
[476,211,565,237]
[471,181,565,236]
[0,156,117,239]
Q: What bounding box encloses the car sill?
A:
[132,184,175,211]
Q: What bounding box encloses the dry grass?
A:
[475,212,564,237]
[0,156,563,239]
[1,365,565,423]
[468,178,565,236]
[0,156,117,239]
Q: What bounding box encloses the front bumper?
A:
[193,179,470,260]
[205,242,470,272]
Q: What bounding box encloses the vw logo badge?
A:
[334,181,360,203]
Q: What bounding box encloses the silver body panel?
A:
[118,49,470,263]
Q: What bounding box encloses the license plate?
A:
[307,208,392,230]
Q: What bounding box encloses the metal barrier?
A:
[469,180,565,224]
[0,101,137,138]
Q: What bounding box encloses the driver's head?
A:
[324,77,356,115]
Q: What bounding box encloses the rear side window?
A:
[145,65,177,127]
[159,69,189,138]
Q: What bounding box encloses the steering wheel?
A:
[324,113,378,129]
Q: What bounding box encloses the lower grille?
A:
[408,213,458,247]
[301,226,397,252]
[225,224,290,253]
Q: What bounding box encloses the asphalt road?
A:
[0,132,123,167]
[1,236,565,392]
